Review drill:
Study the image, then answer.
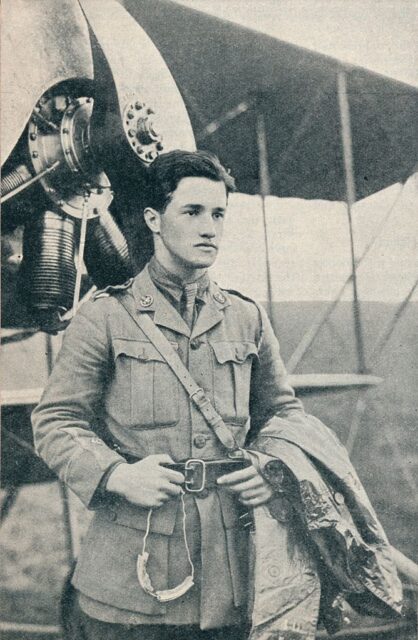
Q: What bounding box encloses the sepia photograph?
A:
[1,1,417,639]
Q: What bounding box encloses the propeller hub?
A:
[123,99,164,163]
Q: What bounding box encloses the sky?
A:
[176,0,418,87]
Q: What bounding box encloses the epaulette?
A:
[93,278,134,301]
[222,288,265,345]
[221,287,258,306]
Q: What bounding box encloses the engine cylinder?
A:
[1,165,32,197]
[20,210,76,314]
[84,209,132,288]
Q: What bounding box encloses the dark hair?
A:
[145,149,236,212]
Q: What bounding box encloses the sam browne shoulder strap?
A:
[117,295,241,455]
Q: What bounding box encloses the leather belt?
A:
[164,458,251,493]
[119,451,251,494]
[118,450,254,531]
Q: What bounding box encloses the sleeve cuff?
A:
[64,447,126,509]
[89,460,128,509]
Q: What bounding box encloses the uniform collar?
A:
[191,280,231,340]
[131,266,231,339]
[148,256,210,304]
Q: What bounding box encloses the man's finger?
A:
[219,475,265,493]
[153,454,175,464]
[162,481,183,496]
[217,465,257,485]
[239,487,267,500]
[161,468,185,484]
[239,495,268,507]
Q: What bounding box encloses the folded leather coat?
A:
[247,412,403,639]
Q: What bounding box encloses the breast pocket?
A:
[110,338,179,428]
[210,341,257,423]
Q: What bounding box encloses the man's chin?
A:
[185,253,217,269]
[190,258,216,269]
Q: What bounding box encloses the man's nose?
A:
[200,214,216,237]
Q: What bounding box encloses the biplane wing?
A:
[121,0,418,201]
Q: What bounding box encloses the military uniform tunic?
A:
[32,262,303,629]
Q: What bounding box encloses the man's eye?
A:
[213,211,224,220]
[185,210,198,216]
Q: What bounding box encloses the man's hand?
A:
[217,461,273,507]
[106,454,185,508]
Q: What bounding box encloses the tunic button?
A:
[193,434,208,448]
[334,492,345,505]
[190,340,200,350]
[108,510,117,522]
[213,292,226,304]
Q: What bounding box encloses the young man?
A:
[31,151,400,639]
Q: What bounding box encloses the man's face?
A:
[151,176,227,273]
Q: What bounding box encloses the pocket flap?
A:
[108,497,179,535]
[211,341,257,364]
[113,339,177,363]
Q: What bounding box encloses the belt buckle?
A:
[184,459,206,493]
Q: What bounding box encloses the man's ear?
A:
[144,207,161,234]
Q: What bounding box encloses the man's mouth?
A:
[195,243,217,249]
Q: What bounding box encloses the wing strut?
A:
[337,70,367,374]
[286,181,405,374]
[256,106,277,335]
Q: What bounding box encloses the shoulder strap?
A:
[117,295,240,454]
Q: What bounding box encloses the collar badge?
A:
[140,294,154,308]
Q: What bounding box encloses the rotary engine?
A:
[1,0,195,332]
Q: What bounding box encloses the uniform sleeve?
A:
[249,303,308,437]
[31,299,125,508]
[246,304,316,489]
